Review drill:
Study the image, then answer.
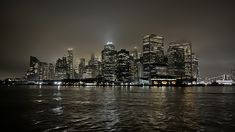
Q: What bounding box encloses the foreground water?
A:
[0,85,235,131]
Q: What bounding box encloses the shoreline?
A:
[1,83,234,87]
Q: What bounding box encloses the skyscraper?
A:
[55,56,68,80]
[101,42,117,82]
[88,53,95,66]
[39,62,49,80]
[67,48,74,79]
[168,40,193,79]
[26,56,40,80]
[167,46,185,79]
[142,34,165,81]
[88,53,101,78]
[116,49,131,83]
[130,47,142,83]
[26,56,55,81]
[78,58,86,79]
[48,63,55,80]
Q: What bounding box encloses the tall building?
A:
[26,56,40,80]
[26,56,54,80]
[83,66,93,79]
[116,49,131,83]
[142,34,165,80]
[55,57,68,80]
[137,57,144,80]
[88,53,95,66]
[130,47,142,82]
[39,62,49,80]
[74,65,79,79]
[78,58,86,79]
[168,40,193,79]
[67,48,74,79]
[192,53,199,81]
[167,46,185,79]
[88,53,101,78]
[48,63,55,80]
[101,42,117,82]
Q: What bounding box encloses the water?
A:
[0,85,235,131]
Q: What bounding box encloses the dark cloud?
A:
[1,0,235,79]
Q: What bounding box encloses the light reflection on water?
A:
[0,85,235,131]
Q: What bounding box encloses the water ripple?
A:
[2,85,235,131]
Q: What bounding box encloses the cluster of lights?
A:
[54,81,62,85]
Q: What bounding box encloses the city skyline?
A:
[22,37,200,86]
[1,0,235,79]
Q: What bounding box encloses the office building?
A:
[142,34,165,80]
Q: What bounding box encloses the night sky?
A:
[1,0,235,79]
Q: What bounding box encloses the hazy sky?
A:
[1,0,235,79]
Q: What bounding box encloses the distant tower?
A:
[192,53,199,81]
[88,53,95,66]
[130,47,139,60]
[67,48,74,79]
[48,63,55,80]
[101,42,117,82]
[88,53,101,78]
[79,58,86,79]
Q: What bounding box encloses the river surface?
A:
[0,85,235,131]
